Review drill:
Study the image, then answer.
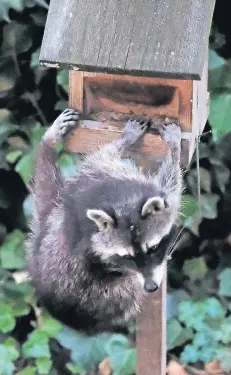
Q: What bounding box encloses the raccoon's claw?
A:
[122,117,152,145]
[158,123,181,147]
[56,108,80,137]
[44,108,80,144]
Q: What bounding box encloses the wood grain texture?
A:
[40,0,215,79]
[137,270,167,375]
[65,123,168,158]
[69,71,193,131]
[68,71,195,166]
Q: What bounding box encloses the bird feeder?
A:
[40,0,215,373]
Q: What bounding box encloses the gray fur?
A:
[26,110,182,333]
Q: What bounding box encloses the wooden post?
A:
[66,69,209,375]
[137,270,167,375]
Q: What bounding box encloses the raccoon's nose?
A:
[144,280,158,293]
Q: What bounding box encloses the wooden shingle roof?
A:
[40,0,215,79]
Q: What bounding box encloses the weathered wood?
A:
[69,71,193,131]
[189,52,209,161]
[68,71,194,166]
[40,0,215,79]
[137,269,167,375]
[66,124,168,157]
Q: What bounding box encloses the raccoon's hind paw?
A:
[158,123,181,147]
[122,117,152,144]
[44,108,80,144]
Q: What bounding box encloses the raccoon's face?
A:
[87,196,177,293]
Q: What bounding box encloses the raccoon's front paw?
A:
[44,108,80,144]
[122,118,151,145]
[158,123,181,148]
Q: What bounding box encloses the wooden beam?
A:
[137,269,167,375]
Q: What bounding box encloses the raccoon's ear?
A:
[141,197,166,217]
[87,209,114,231]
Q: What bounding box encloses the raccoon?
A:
[26,108,182,333]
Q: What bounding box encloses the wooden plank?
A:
[40,0,215,79]
[68,71,194,167]
[65,124,168,157]
[190,50,209,161]
[69,71,192,132]
[137,269,167,375]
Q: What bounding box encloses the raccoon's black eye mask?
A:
[138,224,181,258]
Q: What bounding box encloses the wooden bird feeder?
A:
[40,0,215,373]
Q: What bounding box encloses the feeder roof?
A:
[40,0,215,79]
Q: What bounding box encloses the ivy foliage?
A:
[0,1,231,374]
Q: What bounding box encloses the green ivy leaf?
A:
[214,164,230,193]
[11,300,30,317]
[208,50,226,91]
[0,338,19,375]
[56,327,111,368]
[105,334,130,353]
[198,347,216,364]
[6,150,23,163]
[187,168,212,195]
[167,290,189,321]
[15,152,34,184]
[0,109,19,145]
[22,330,51,359]
[25,0,48,9]
[178,300,206,329]
[0,60,18,92]
[181,195,198,219]
[29,122,45,146]
[0,22,32,59]
[23,195,33,223]
[216,347,231,372]
[0,304,16,333]
[104,335,136,375]
[180,344,200,364]
[218,268,231,296]
[4,280,34,304]
[40,314,62,337]
[181,195,202,235]
[110,349,136,375]
[209,51,231,92]
[57,70,69,93]
[35,357,52,375]
[220,317,231,344]
[193,331,214,349]
[0,0,24,22]
[205,297,225,319]
[66,363,86,375]
[30,49,40,68]
[167,319,183,350]
[16,367,36,375]
[183,257,208,280]
[200,194,219,219]
[0,230,25,270]
[58,153,76,178]
[4,337,19,360]
[55,100,68,111]
[209,49,226,71]
[209,93,231,142]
